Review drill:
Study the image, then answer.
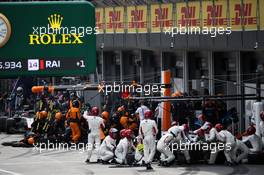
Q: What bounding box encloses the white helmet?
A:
[16,87,23,95]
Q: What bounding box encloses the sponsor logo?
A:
[29,14,98,45]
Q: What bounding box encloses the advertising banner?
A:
[127,5,147,33]
[261,0,264,30]
[229,0,257,31]
[113,6,124,33]
[151,4,173,32]
[105,7,114,33]
[202,0,228,28]
[176,2,201,28]
[95,8,104,34]
[243,0,257,31]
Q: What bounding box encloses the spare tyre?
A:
[6,118,16,134]
[248,153,264,164]
[0,116,7,132]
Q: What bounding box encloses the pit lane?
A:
[0,134,263,175]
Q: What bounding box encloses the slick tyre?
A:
[6,118,16,134]
[0,116,7,132]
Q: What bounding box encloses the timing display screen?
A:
[0,58,87,76]
[0,2,96,77]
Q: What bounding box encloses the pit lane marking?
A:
[0,160,82,165]
[0,168,23,175]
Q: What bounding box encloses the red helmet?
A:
[198,114,205,122]
[144,110,153,119]
[120,129,126,138]
[91,107,99,116]
[207,123,213,130]
[182,124,189,133]
[260,111,264,121]
[246,125,256,135]
[197,129,205,137]
[215,123,223,132]
[124,129,134,139]
[109,128,118,139]
[202,122,213,133]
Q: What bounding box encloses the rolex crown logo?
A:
[48,14,63,29]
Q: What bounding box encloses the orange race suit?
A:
[66,107,81,143]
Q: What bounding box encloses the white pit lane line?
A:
[0,160,81,166]
[0,168,23,175]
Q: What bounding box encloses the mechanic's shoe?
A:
[225,161,234,166]
[158,161,163,166]
[228,162,234,166]
[163,161,169,167]
[102,160,110,164]
[146,163,153,170]
[85,159,90,164]
[165,161,173,167]
[241,159,248,164]
[133,162,140,166]
[97,159,102,163]
[176,161,182,165]
[110,159,117,164]
[233,160,240,166]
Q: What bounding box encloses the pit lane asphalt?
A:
[0,134,263,175]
